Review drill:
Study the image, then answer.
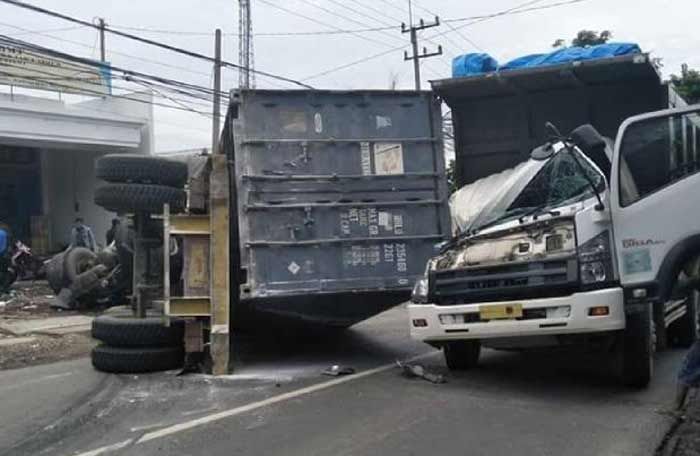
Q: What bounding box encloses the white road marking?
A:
[138,351,437,443]
[72,438,133,456]
[0,371,74,393]
[70,351,438,455]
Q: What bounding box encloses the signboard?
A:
[0,43,112,96]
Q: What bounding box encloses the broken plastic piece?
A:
[322,365,356,377]
[396,360,446,384]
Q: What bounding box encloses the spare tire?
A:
[45,253,66,294]
[91,344,184,373]
[94,183,185,214]
[96,154,188,188]
[92,314,185,347]
[64,247,98,283]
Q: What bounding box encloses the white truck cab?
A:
[409,105,700,387]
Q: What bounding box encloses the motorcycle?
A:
[0,241,43,293]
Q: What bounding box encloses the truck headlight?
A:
[411,277,429,304]
[578,230,613,285]
[411,261,432,304]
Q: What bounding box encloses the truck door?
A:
[610,105,700,293]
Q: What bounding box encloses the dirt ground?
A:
[0,332,97,371]
[0,281,101,371]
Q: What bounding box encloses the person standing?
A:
[70,217,97,252]
[106,218,120,246]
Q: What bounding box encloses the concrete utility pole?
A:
[238,0,255,88]
[401,1,442,91]
[212,29,222,154]
[98,18,106,62]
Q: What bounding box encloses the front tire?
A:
[620,303,654,388]
[444,340,481,370]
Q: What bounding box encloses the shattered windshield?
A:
[460,145,605,234]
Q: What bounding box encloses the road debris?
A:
[322,365,356,377]
[396,360,446,384]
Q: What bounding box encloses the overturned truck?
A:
[89,90,451,374]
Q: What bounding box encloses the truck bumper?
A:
[408,287,625,343]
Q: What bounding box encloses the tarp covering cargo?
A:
[452,43,641,77]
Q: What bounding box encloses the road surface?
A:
[0,305,687,456]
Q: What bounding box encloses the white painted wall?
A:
[0,91,155,251]
[44,149,117,249]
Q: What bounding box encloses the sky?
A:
[0,0,698,152]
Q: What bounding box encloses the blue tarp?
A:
[452,43,642,78]
[452,53,498,78]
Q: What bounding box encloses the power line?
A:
[108,23,400,37]
[302,0,588,82]
[0,24,84,36]
[408,0,487,53]
[444,0,582,23]
[0,35,229,104]
[0,0,314,89]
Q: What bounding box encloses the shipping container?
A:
[432,53,678,187]
[221,90,450,328]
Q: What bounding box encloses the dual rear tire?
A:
[94,155,187,214]
[91,312,185,373]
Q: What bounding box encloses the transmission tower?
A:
[238,0,255,88]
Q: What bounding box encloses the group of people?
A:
[69,217,120,252]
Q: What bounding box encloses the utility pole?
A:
[238,0,255,88]
[401,7,442,90]
[98,18,106,62]
[212,29,222,154]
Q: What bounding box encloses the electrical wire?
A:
[0,24,84,36]
[302,0,589,81]
[0,0,314,89]
[0,59,216,116]
[108,24,400,37]
[0,35,229,100]
[444,0,583,23]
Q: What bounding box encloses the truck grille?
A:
[430,257,579,305]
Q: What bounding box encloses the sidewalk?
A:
[0,281,97,370]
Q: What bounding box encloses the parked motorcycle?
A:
[0,241,43,293]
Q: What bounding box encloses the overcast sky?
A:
[1,0,698,152]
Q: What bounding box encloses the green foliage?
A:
[671,64,700,104]
[553,30,612,48]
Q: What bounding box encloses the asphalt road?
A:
[0,305,688,456]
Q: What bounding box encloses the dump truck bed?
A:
[432,53,674,186]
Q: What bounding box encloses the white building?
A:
[0,91,154,253]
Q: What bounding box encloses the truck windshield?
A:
[470,146,605,233]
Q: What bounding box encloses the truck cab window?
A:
[508,148,604,212]
[620,112,700,206]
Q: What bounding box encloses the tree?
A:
[553,30,612,48]
[671,64,700,104]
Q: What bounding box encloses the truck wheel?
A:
[94,183,185,214]
[672,291,699,347]
[96,154,188,188]
[64,247,98,283]
[444,340,481,370]
[46,253,66,294]
[621,304,654,388]
[91,344,184,373]
[92,314,185,347]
